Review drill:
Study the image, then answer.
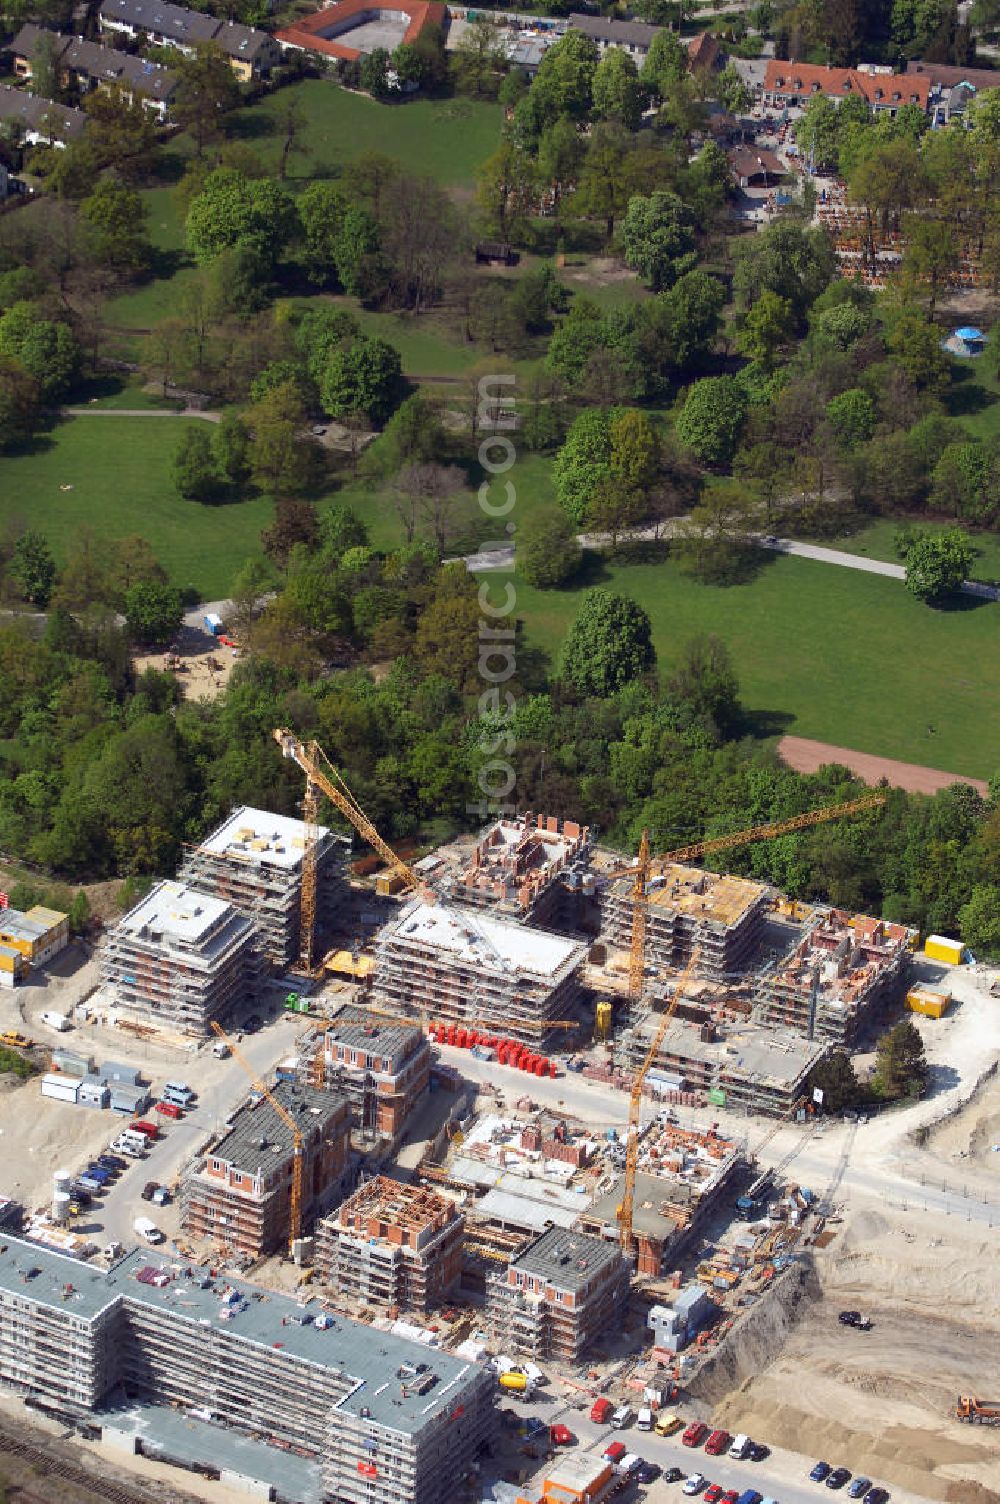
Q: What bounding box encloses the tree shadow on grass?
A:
[946,363,996,418]
[149,149,189,187]
[739,707,796,741]
[225,111,277,142]
[929,589,994,612]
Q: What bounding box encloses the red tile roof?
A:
[275,0,445,62]
[686,31,719,71]
[763,59,930,110]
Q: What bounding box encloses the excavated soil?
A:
[697,1207,1000,1503]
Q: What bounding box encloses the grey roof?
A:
[99,0,221,44]
[568,12,659,45]
[61,34,176,101]
[213,18,275,61]
[209,1079,347,1173]
[0,1234,488,1437]
[327,1013,422,1071]
[0,83,86,141]
[583,1171,688,1241]
[511,1226,622,1292]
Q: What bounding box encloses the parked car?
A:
[100,1154,127,1171]
[612,1405,634,1430]
[862,1489,889,1504]
[749,1443,771,1462]
[683,1421,708,1448]
[848,1480,872,1499]
[664,1467,686,1484]
[155,1100,182,1120]
[84,1166,110,1185]
[682,1477,707,1497]
[550,1424,574,1446]
[656,1412,684,1437]
[810,1464,832,1483]
[826,1470,851,1490]
[838,1311,872,1330]
[69,1185,92,1206]
[602,1441,627,1465]
[130,1121,159,1140]
[736,1490,761,1504]
[722,1492,739,1504]
[635,1462,662,1485]
[591,1398,613,1425]
[729,1435,752,1460]
[705,1430,731,1457]
[76,1176,103,1195]
[704,1485,724,1504]
[141,1182,160,1202]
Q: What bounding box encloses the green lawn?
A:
[832,518,1000,584]
[948,355,1000,442]
[232,82,503,187]
[6,417,273,597]
[497,550,1000,780]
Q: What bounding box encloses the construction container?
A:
[52,1191,71,1224]
[375,870,408,896]
[78,1081,110,1109]
[924,934,964,965]
[100,1061,141,1086]
[51,1050,92,1078]
[41,1073,80,1104]
[907,987,951,1019]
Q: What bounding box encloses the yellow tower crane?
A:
[210,1020,304,1257]
[617,947,700,1256]
[601,793,886,1007]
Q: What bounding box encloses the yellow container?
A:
[907,988,950,1019]
[499,1370,528,1392]
[924,935,964,965]
[375,870,407,896]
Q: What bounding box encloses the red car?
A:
[704,1487,723,1504]
[722,1492,740,1504]
[683,1421,708,1448]
[602,1441,627,1465]
[705,1430,732,1457]
[130,1121,159,1140]
[550,1424,574,1446]
[591,1398,613,1425]
[155,1101,182,1119]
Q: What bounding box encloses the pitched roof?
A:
[687,31,720,70]
[727,144,785,179]
[275,0,445,62]
[0,81,87,140]
[99,0,220,44]
[568,12,659,46]
[13,28,176,101]
[763,58,930,109]
[906,59,1000,91]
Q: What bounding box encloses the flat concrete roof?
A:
[98,1400,323,1504]
[198,806,333,871]
[512,1226,621,1292]
[209,1079,346,1173]
[584,1171,691,1242]
[475,1188,580,1233]
[116,881,241,946]
[638,1017,825,1086]
[389,902,583,980]
[328,1013,421,1070]
[0,1235,487,1437]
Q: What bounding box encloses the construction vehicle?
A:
[617,948,701,1255]
[210,1020,304,1257]
[956,1397,1000,1424]
[0,1031,33,1050]
[283,992,311,1014]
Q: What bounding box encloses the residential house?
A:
[12,25,176,119]
[762,59,931,117]
[98,0,280,78]
[0,84,86,147]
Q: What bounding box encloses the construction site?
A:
[1,742,995,1504]
[99,880,261,1037]
[178,805,345,969]
[180,1079,352,1261]
[316,1176,464,1315]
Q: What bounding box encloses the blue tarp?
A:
[954,326,984,341]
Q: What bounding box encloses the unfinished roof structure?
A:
[181,1080,351,1257]
[320,1014,430,1140]
[373,901,585,1045]
[601,863,769,981]
[0,1234,494,1504]
[454,813,590,925]
[100,881,260,1037]
[316,1176,463,1314]
[486,1226,629,1363]
[761,910,911,1045]
[179,806,344,968]
[625,1014,827,1119]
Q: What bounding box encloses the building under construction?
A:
[623,1014,827,1118]
[373,901,586,1045]
[319,1015,431,1140]
[486,1226,629,1364]
[452,813,591,926]
[100,881,260,1037]
[316,1177,463,1315]
[181,1080,351,1258]
[179,805,344,969]
[601,864,769,982]
[760,910,911,1046]
[0,1234,494,1504]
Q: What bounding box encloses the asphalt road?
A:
[91,1010,303,1248]
[496,1389,926,1504]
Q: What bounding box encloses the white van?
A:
[114,1131,148,1157]
[729,1434,751,1460]
[636,1406,653,1431]
[162,1081,194,1106]
[133,1216,164,1244]
[616,1454,642,1478]
[40,1011,71,1032]
[612,1406,634,1430]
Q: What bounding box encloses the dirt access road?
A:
[779,736,989,797]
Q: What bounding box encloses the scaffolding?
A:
[179,806,345,970]
[485,1227,630,1364]
[373,901,586,1046]
[759,910,911,1045]
[601,864,770,983]
[100,881,261,1036]
[452,812,591,925]
[316,1177,464,1314]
